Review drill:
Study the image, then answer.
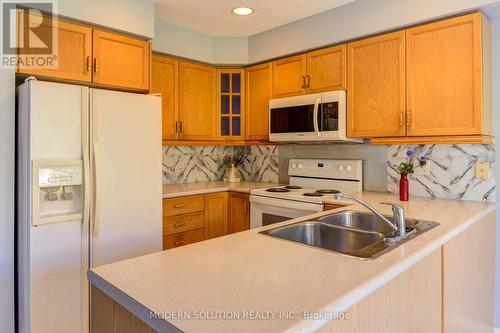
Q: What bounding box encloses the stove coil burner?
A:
[303,192,324,197]
[266,187,291,193]
[284,185,302,189]
[316,189,341,194]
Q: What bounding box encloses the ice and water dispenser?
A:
[32,159,84,226]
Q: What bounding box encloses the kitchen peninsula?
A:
[88,192,495,333]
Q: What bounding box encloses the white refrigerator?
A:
[17,79,162,333]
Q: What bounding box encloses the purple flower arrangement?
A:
[394,149,429,175]
[222,151,247,170]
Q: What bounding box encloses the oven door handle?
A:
[313,97,321,137]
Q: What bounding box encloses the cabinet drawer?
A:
[163,228,205,250]
[163,195,204,217]
[163,212,205,235]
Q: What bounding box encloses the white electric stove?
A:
[250,159,363,228]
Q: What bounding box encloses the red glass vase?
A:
[399,173,409,201]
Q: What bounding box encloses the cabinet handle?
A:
[173,204,185,209]
[175,121,179,133]
[86,56,91,72]
[244,201,249,214]
[399,112,404,127]
[93,58,98,73]
[173,240,185,247]
[301,76,306,89]
[406,111,411,129]
[174,222,186,228]
[306,75,311,88]
[179,122,184,133]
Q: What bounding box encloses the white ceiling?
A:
[154,0,356,36]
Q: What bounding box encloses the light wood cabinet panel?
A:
[245,63,272,141]
[216,68,245,141]
[229,193,250,234]
[163,195,204,217]
[347,31,406,138]
[204,192,228,239]
[178,61,216,140]
[272,55,306,98]
[151,55,178,140]
[306,44,346,93]
[163,228,205,250]
[406,13,485,136]
[17,14,92,83]
[92,30,150,91]
[442,211,495,333]
[163,212,205,235]
[319,249,442,333]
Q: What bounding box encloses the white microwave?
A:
[269,90,361,143]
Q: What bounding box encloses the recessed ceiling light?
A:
[232,7,254,16]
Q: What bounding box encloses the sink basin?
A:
[259,210,439,259]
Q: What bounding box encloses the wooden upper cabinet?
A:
[151,55,178,140]
[178,61,216,140]
[272,54,306,98]
[245,62,272,141]
[216,68,245,141]
[406,13,488,137]
[306,44,346,93]
[17,14,92,83]
[205,192,228,239]
[229,193,250,234]
[347,31,406,138]
[92,30,150,91]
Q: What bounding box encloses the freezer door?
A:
[90,89,162,268]
[17,80,89,333]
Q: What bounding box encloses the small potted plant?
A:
[394,149,428,201]
[222,151,247,183]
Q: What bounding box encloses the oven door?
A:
[249,195,323,229]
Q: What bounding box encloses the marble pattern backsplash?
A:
[162,145,279,184]
[387,144,495,202]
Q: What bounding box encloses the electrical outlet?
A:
[475,161,489,180]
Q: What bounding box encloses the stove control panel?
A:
[288,159,363,181]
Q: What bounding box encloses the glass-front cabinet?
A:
[217,69,245,141]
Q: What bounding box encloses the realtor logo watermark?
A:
[1,0,58,69]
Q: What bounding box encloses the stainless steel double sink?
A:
[259,210,439,260]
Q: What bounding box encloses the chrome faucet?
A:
[333,193,406,237]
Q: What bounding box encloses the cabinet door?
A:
[178,61,216,140]
[245,63,272,141]
[17,14,92,83]
[272,55,306,98]
[347,31,406,138]
[306,44,346,93]
[229,193,249,234]
[217,69,245,141]
[406,13,483,136]
[205,192,228,239]
[92,30,150,91]
[151,55,178,140]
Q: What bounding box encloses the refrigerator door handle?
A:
[93,142,101,237]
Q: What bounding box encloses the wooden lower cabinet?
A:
[163,228,205,250]
[205,192,229,239]
[229,193,250,233]
[323,204,346,211]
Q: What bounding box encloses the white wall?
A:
[213,37,248,65]
[153,19,214,63]
[492,17,500,328]
[0,68,15,333]
[58,0,155,38]
[153,19,249,64]
[248,0,500,63]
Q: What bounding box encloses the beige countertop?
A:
[162,181,282,198]
[89,192,495,333]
